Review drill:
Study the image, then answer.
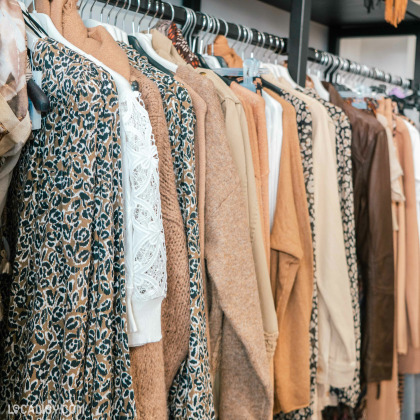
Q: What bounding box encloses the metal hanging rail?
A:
[92,0,415,89]
[94,0,289,52]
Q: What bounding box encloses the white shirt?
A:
[261,90,283,230]
[403,119,420,244]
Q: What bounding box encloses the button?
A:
[131,80,139,91]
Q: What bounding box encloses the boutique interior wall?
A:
[339,35,416,80]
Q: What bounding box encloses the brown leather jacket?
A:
[325,83,395,383]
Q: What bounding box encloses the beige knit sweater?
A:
[176,66,273,420]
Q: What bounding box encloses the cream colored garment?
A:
[377,112,407,355]
[198,69,279,357]
[151,28,187,66]
[263,74,356,396]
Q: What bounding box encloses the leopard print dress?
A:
[121,41,215,420]
[0,38,136,419]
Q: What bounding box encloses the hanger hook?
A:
[122,0,132,31]
[250,30,259,57]
[107,0,120,23]
[148,0,160,31]
[88,0,98,19]
[114,0,127,26]
[132,0,141,33]
[261,34,272,62]
[100,0,111,22]
[158,1,165,20]
[181,6,191,36]
[219,18,228,38]
[231,24,242,49]
[188,9,197,48]
[167,1,174,23]
[138,0,151,32]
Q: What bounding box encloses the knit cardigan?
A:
[176,66,273,420]
[128,68,191,419]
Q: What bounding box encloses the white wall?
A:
[86,0,329,50]
[340,35,416,79]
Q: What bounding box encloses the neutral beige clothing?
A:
[263,74,356,394]
[231,83,270,267]
[175,66,273,420]
[268,92,313,413]
[151,28,187,67]
[197,69,278,358]
[398,116,420,374]
[174,75,207,293]
[377,112,407,356]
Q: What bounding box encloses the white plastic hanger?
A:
[132,0,177,72]
[272,38,297,88]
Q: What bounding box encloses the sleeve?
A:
[364,128,394,381]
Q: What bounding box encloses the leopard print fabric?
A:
[265,86,317,420]
[121,42,215,419]
[0,38,136,419]
[304,88,361,409]
[155,21,200,69]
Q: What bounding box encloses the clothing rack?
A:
[92,0,416,90]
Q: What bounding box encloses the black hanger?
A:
[261,78,284,95]
[22,16,50,113]
[128,36,172,76]
[27,79,50,113]
[22,10,48,37]
[215,56,228,68]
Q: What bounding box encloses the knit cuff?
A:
[126,289,164,347]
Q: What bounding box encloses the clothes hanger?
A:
[213,18,228,68]
[129,0,174,74]
[83,0,119,41]
[17,2,50,113]
[203,16,221,68]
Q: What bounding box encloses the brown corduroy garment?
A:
[265,89,313,414]
[176,66,273,420]
[231,82,270,268]
[209,35,243,68]
[128,68,191,419]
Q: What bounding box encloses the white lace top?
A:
[119,89,167,347]
[33,14,168,347]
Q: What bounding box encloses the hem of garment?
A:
[274,401,311,415]
[127,293,164,347]
[327,360,357,388]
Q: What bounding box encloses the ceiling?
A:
[259,0,420,26]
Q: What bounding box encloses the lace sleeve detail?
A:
[119,90,167,347]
